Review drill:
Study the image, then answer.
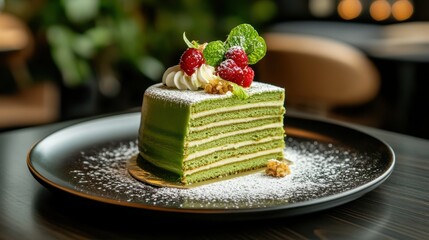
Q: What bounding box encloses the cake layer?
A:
[185,148,284,175]
[191,101,283,119]
[184,138,285,170]
[191,91,284,113]
[187,117,281,141]
[140,126,285,167]
[141,111,284,151]
[184,135,284,161]
[186,122,283,147]
[182,152,284,184]
[190,107,284,127]
[189,115,278,132]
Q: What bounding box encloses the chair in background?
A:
[0,12,59,129]
[0,82,59,128]
[257,33,383,127]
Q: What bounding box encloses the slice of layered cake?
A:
[139,82,285,184]
[137,24,287,185]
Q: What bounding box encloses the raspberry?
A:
[216,59,243,85]
[225,46,248,68]
[242,66,254,88]
[179,48,205,76]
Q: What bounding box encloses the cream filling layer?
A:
[191,101,283,119]
[184,148,283,175]
[186,122,283,147]
[184,135,284,161]
[189,115,278,132]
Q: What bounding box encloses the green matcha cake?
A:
[138,82,285,184]
[137,23,287,185]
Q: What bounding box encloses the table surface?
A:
[0,110,428,239]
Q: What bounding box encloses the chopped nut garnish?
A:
[265,159,291,177]
[204,79,233,94]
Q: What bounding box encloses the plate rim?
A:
[27,112,396,216]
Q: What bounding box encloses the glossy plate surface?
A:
[27,112,395,220]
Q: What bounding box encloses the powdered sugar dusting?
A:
[69,137,385,209]
[145,81,284,105]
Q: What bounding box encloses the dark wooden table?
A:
[0,111,428,239]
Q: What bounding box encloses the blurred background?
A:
[0,0,428,139]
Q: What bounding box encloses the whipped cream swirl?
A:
[162,64,218,90]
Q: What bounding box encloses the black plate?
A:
[27,112,395,220]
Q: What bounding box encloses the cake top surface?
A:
[145,81,284,105]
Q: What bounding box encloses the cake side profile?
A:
[139,81,285,184]
[137,23,288,185]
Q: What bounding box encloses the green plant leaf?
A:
[62,0,99,24]
[225,23,258,51]
[73,34,95,58]
[183,32,194,48]
[47,25,90,86]
[86,27,112,48]
[247,36,266,64]
[232,83,249,100]
[203,40,226,66]
[225,23,266,65]
[183,32,200,49]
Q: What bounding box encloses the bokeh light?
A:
[392,0,414,21]
[370,0,391,21]
[338,0,363,20]
[309,0,336,18]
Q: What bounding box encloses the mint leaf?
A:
[247,36,266,64]
[232,83,249,100]
[225,36,246,51]
[203,40,225,66]
[225,23,266,65]
[226,23,259,50]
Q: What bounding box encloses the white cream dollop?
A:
[162,64,217,90]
